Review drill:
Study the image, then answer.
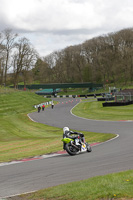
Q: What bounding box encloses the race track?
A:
[0,97,133,198]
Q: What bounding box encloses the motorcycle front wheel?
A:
[65,143,79,156]
[86,143,92,152]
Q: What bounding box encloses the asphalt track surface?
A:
[0,97,133,198]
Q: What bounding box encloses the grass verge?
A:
[72,100,133,121]
[9,170,133,200]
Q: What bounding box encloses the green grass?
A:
[0,88,114,163]
[10,170,133,200]
[72,100,133,121]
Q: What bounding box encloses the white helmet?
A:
[63,127,69,134]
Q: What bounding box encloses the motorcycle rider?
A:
[63,127,85,150]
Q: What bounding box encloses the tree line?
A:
[34,28,133,86]
[0,29,38,88]
[1,28,133,88]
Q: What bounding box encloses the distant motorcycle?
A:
[62,127,92,156]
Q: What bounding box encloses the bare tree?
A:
[21,47,38,87]
[1,29,18,85]
[0,33,6,85]
[12,37,37,88]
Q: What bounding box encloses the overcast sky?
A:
[0,0,133,57]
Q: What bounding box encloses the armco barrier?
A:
[103,101,133,107]
[97,97,114,101]
[44,93,103,98]
[44,95,76,98]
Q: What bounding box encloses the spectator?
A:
[42,104,45,111]
[38,105,41,113]
[51,102,54,109]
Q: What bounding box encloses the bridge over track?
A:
[11,82,103,93]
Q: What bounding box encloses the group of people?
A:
[37,104,45,112]
[37,102,54,112]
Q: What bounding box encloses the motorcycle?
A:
[62,132,92,156]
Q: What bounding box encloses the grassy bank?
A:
[9,170,133,200]
[0,89,115,163]
[72,100,133,121]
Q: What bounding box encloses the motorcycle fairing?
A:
[62,138,74,143]
[81,143,87,152]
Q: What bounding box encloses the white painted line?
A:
[27,114,38,123]
[0,154,62,167]
[1,190,38,199]
[92,134,119,146]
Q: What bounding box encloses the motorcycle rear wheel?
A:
[65,143,79,156]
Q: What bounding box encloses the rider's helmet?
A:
[63,127,69,134]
